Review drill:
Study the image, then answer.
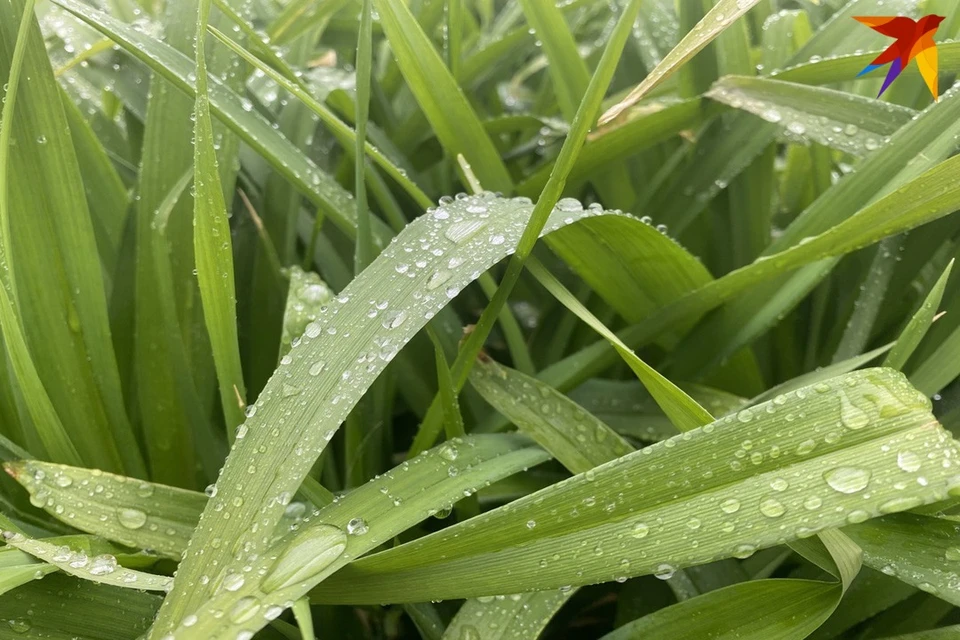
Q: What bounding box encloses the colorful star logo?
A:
[854,15,944,101]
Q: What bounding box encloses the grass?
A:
[0,0,959,638]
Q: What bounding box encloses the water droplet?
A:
[309,361,327,376]
[118,508,147,530]
[839,393,870,430]
[824,467,871,494]
[7,619,30,634]
[796,439,816,455]
[382,310,408,330]
[897,450,921,473]
[438,444,459,461]
[945,547,960,561]
[770,478,789,492]
[653,564,675,580]
[346,518,369,535]
[222,572,245,592]
[803,496,822,510]
[847,509,870,524]
[526,520,537,529]
[720,498,740,514]
[426,270,453,290]
[733,544,756,559]
[88,554,117,576]
[262,524,346,591]
[759,497,785,518]
[878,496,923,514]
[631,522,649,539]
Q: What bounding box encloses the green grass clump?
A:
[1,0,960,638]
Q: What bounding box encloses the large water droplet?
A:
[222,572,245,592]
[759,497,785,518]
[262,524,346,592]
[824,467,871,494]
[631,522,649,539]
[118,508,147,530]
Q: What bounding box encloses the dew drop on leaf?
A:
[823,467,871,494]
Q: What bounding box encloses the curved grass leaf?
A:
[845,513,960,605]
[707,76,915,157]
[148,194,630,633]
[5,460,205,559]
[884,260,954,371]
[471,356,632,474]
[606,530,862,640]
[600,0,763,124]
[527,257,714,432]
[442,591,573,640]
[313,369,959,603]
[543,205,713,329]
[373,0,511,192]
[603,580,835,640]
[156,434,548,638]
[193,0,245,432]
[1,531,173,591]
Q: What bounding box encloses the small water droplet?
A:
[631,522,649,539]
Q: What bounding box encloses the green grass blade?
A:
[313,369,958,602]
[442,591,573,640]
[353,0,374,273]
[156,434,548,637]
[706,76,915,157]
[832,238,901,363]
[543,207,713,327]
[845,513,960,605]
[527,257,713,433]
[373,0,511,193]
[5,460,205,560]
[0,286,82,466]
[1,530,173,591]
[600,0,763,124]
[192,0,246,433]
[602,580,839,640]
[884,260,954,371]
[471,356,632,474]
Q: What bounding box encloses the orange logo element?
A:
[854,15,944,101]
